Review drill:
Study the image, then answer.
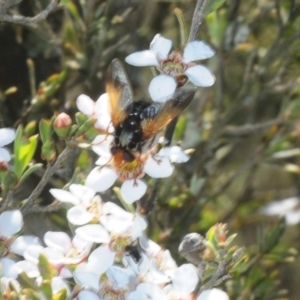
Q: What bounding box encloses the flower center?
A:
[160,51,188,86]
[85,195,102,220]
[161,60,184,76]
[113,152,144,181]
[110,235,132,261]
[100,274,128,300]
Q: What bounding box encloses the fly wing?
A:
[141,88,196,139]
[106,58,134,127]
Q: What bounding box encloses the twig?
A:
[21,145,73,215]
[188,0,207,43]
[24,202,64,215]
[0,0,59,26]
[222,118,283,137]
[200,259,227,291]
[1,190,14,211]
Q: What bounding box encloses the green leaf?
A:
[40,280,52,298]
[53,288,67,300]
[203,0,226,16]
[18,163,43,186]
[75,112,89,127]
[41,140,56,162]
[14,126,39,179]
[39,253,58,280]
[18,272,39,290]
[206,10,228,47]
[44,71,68,98]
[22,289,44,300]
[39,119,52,144]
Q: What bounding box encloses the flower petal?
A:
[85,167,118,192]
[125,51,159,67]
[144,156,174,178]
[0,210,23,238]
[74,266,100,290]
[76,94,95,116]
[67,206,94,225]
[49,189,80,205]
[87,246,115,274]
[136,282,167,300]
[78,290,101,300]
[95,155,112,166]
[44,231,71,253]
[95,93,113,132]
[10,235,41,256]
[23,245,44,264]
[15,260,40,278]
[1,257,18,279]
[185,65,215,87]
[183,41,215,63]
[75,224,110,243]
[150,34,172,59]
[130,215,148,239]
[91,135,114,157]
[42,247,65,264]
[121,179,147,204]
[95,93,110,114]
[0,148,11,162]
[158,146,189,163]
[69,184,95,203]
[52,277,71,296]
[0,128,16,147]
[197,288,229,300]
[171,264,198,297]
[100,203,134,233]
[127,291,149,300]
[148,75,176,103]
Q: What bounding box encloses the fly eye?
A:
[123,151,135,162]
[110,146,117,155]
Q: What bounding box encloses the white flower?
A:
[100,202,147,239]
[164,264,199,299]
[78,290,101,300]
[260,197,300,225]
[43,231,93,265]
[23,231,92,278]
[74,247,116,292]
[75,202,147,246]
[125,34,215,102]
[127,282,167,300]
[86,135,189,203]
[139,234,177,278]
[197,288,229,300]
[0,210,40,279]
[0,128,15,163]
[85,135,148,203]
[73,202,147,273]
[50,184,104,225]
[75,263,135,299]
[76,93,113,132]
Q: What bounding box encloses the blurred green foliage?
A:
[0,0,300,299]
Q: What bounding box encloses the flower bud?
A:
[0,160,8,171]
[53,113,72,138]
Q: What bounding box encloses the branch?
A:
[222,118,283,137]
[24,202,64,215]
[188,0,207,42]
[21,145,74,215]
[0,0,59,26]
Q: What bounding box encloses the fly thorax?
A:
[119,128,134,148]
